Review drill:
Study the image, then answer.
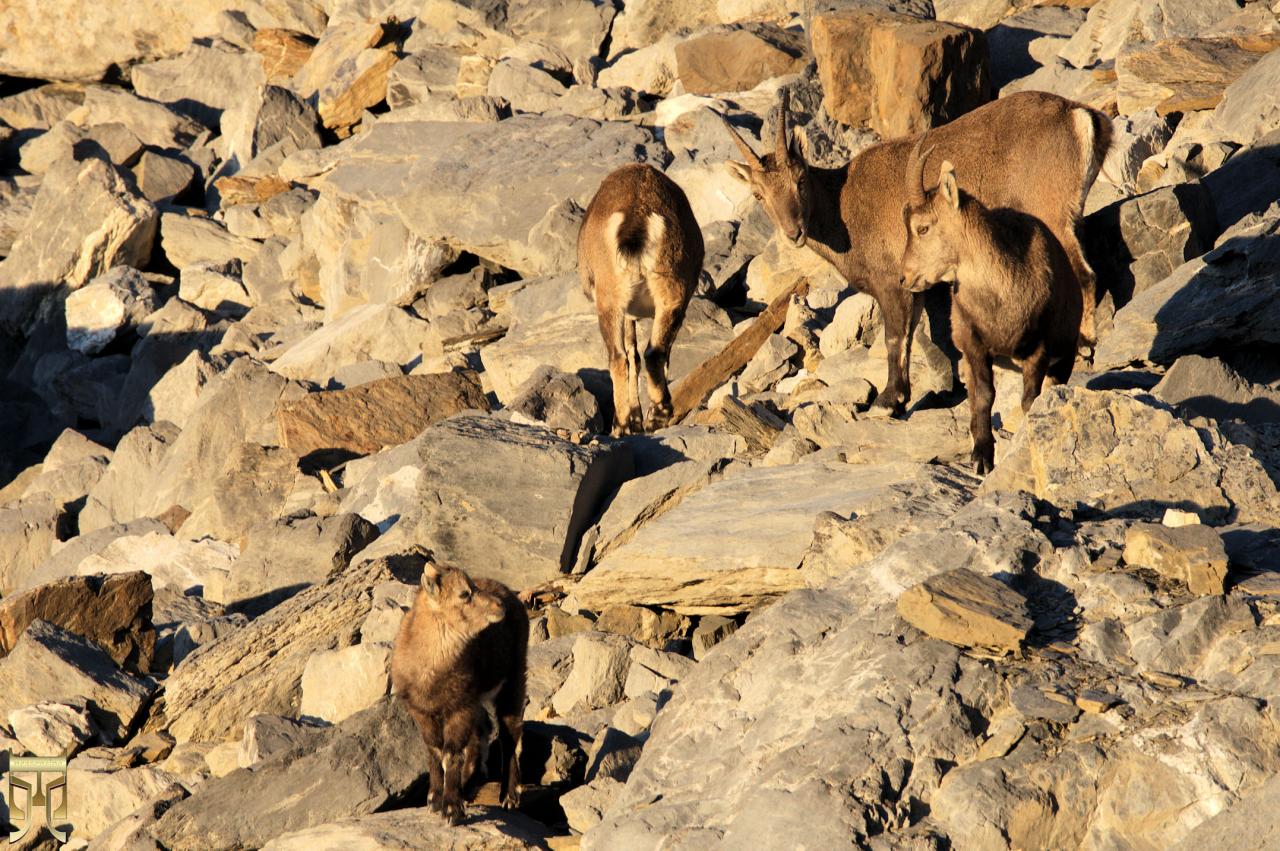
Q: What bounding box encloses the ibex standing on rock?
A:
[579,163,703,435]
[391,560,529,825]
[900,140,1082,474]
[721,90,1109,413]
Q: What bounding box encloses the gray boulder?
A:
[507,366,604,433]
[64,266,159,355]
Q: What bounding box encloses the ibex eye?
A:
[917,224,930,236]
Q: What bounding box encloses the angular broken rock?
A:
[0,156,158,334]
[64,266,159,355]
[147,698,428,850]
[162,552,423,744]
[9,698,95,758]
[981,386,1280,526]
[897,568,1032,654]
[277,371,489,458]
[0,620,154,743]
[371,415,634,590]
[1123,523,1229,596]
[300,642,391,724]
[0,571,155,674]
[811,8,991,138]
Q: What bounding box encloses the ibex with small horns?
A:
[720,90,1109,413]
[901,139,1082,473]
[579,163,703,435]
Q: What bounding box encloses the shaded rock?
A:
[131,41,266,128]
[0,571,154,673]
[674,24,806,96]
[982,386,1280,525]
[227,513,379,617]
[277,371,489,458]
[812,7,991,138]
[897,568,1032,653]
[18,119,144,175]
[507,366,603,434]
[132,150,196,203]
[574,460,917,614]
[0,620,153,743]
[1155,354,1280,425]
[1096,207,1280,371]
[63,267,159,355]
[300,642,391,723]
[162,552,422,744]
[0,156,157,334]
[367,415,634,590]
[147,697,428,850]
[260,806,551,850]
[307,115,664,279]
[1123,523,1229,595]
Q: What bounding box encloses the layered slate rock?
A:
[897,568,1032,653]
[811,7,991,137]
[573,459,918,614]
[981,386,1280,525]
[0,620,154,743]
[303,115,666,284]
[368,415,634,589]
[0,571,155,673]
[146,698,429,850]
[161,552,423,744]
[277,371,489,458]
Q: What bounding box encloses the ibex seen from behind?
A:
[579,163,703,435]
[721,90,1109,413]
[900,140,1082,473]
[391,560,529,824]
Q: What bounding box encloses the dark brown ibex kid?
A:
[391,560,529,824]
[721,90,1109,413]
[579,163,703,435]
[900,140,1082,473]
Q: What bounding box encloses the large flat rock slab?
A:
[573,460,918,614]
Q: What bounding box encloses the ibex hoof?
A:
[645,406,672,432]
[972,449,994,476]
[501,788,522,810]
[441,800,465,825]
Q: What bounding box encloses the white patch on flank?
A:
[1074,108,1102,212]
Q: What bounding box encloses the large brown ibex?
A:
[720,90,1109,413]
[900,140,1082,474]
[579,163,704,435]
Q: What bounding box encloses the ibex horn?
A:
[776,88,791,162]
[714,110,763,169]
[908,138,935,207]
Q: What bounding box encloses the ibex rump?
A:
[900,140,1082,473]
[579,163,703,435]
[721,90,1109,413]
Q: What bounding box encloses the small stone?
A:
[1010,684,1081,724]
[692,615,738,660]
[975,714,1025,760]
[897,568,1032,654]
[545,607,596,640]
[1123,523,1229,596]
[1075,689,1120,713]
[1162,508,1201,527]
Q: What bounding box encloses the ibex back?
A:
[579,163,703,435]
[721,90,1109,413]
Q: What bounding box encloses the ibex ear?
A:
[790,127,809,163]
[725,160,754,183]
[420,563,442,596]
[939,161,960,210]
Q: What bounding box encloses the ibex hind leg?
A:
[600,308,641,436]
[643,286,687,432]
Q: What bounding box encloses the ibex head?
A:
[719,90,812,247]
[900,137,963,293]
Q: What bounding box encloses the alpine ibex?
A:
[391,560,529,824]
[900,140,1082,474]
[579,163,703,435]
[720,90,1109,413]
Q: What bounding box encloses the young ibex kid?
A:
[578,163,703,435]
[391,559,529,824]
[900,139,1082,474]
